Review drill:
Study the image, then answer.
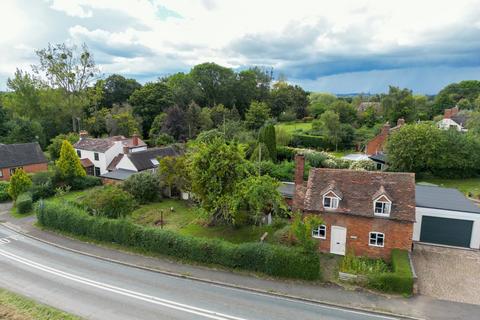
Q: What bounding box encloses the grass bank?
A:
[0,288,80,320]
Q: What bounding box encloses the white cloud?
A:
[1,0,480,92]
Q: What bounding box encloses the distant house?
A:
[437,106,469,132]
[0,142,48,181]
[365,118,405,156]
[292,154,415,259]
[73,131,147,176]
[101,146,182,182]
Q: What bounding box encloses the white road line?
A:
[0,249,248,320]
[209,285,402,320]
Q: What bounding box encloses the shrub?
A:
[16,192,33,214]
[8,169,32,200]
[0,182,11,202]
[36,201,321,280]
[291,134,327,149]
[340,252,390,275]
[276,146,296,161]
[122,172,162,203]
[367,249,413,295]
[275,127,292,147]
[82,186,137,218]
[69,176,102,191]
[29,182,55,201]
[31,171,55,185]
[349,160,376,171]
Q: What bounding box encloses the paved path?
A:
[0,224,401,320]
[1,208,479,319]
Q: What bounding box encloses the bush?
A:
[291,134,327,149]
[0,182,11,202]
[69,176,102,191]
[367,249,413,295]
[348,160,377,171]
[8,169,32,200]
[122,172,162,203]
[36,201,321,280]
[276,146,296,161]
[16,193,33,214]
[29,182,55,201]
[82,186,137,218]
[31,171,55,185]
[340,252,390,275]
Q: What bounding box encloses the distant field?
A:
[419,178,480,198]
[275,121,312,133]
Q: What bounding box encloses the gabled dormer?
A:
[321,181,342,210]
[372,185,392,217]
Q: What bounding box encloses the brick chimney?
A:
[123,146,129,154]
[451,106,459,117]
[132,133,139,146]
[381,122,390,135]
[294,154,305,187]
[444,108,452,119]
[79,130,88,140]
[397,118,405,127]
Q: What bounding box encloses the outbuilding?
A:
[414,185,480,249]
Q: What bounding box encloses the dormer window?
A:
[323,194,339,209]
[374,201,391,215]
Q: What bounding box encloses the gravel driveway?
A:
[413,243,480,305]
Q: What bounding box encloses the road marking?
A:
[0,249,247,320]
[0,235,23,245]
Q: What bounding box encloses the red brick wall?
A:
[366,127,389,156]
[0,163,48,181]
[311,212,413,260]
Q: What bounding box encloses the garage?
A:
[413,185,480,249]
[420,216,473,247]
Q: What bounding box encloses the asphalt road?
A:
[0,225,401,320]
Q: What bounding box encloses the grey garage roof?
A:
[416,185,480,214]
[278,181,295,198]
[101,169,136,181]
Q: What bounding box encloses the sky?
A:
[1,0,480,94]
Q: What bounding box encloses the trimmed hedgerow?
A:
[16,193,33,214]
[367,249,414,295]
[0,182,11,202]
[36,201,320,280]
[291,134,327,149]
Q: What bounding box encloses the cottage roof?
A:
[416,185,480,214]
[0,142,47,168]
[127,146,182,171]
[302,168,415,221]
[74,136,146,153]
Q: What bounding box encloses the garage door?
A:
[420,216,473,247]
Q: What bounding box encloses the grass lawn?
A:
[275,121,312,134]
[130,199,287,244]
[0,288,80,320]
[418,177,480,198]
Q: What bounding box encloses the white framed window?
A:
[312,225,326,239]
[323,196,339,209]
[374,200,391,216]
[369,232,385,247]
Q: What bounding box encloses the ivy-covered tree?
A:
[8,168,32,200]
[188,138,248,224]
[56,140,86,181]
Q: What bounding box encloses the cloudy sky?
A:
[1,0,480,94]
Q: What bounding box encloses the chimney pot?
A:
[294,154,305,187]
[132,133,139,146]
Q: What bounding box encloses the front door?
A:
[330,226,347,255]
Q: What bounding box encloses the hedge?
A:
[16,193,33,214]
[0,182,10,202]
[367,249,413,295]
[291,134,328,149]
[36,201,320,280]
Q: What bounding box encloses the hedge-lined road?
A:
[0,225,399,320]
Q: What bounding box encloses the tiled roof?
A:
[80,158,94,168]
[107,154,124,171]
[0,142,47,168]
[74,136,146,153]
[450,114,469,127]
[302,168,415,222]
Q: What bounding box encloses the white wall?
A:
[437,119,466,132]
[116,156,138,172]
[75,149,108,175]
[414,207,480,249]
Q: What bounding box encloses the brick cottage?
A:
[0,142,48,181]
[293,154,415,259]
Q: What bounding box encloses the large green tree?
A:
[434,80,480,115]
[163,72,203,109]
[128,82,174,135]
[269,82,308,118]
[190,63,235,107]
[381,86,416,124]
[245,102,270,130]
[100,74,141,107]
